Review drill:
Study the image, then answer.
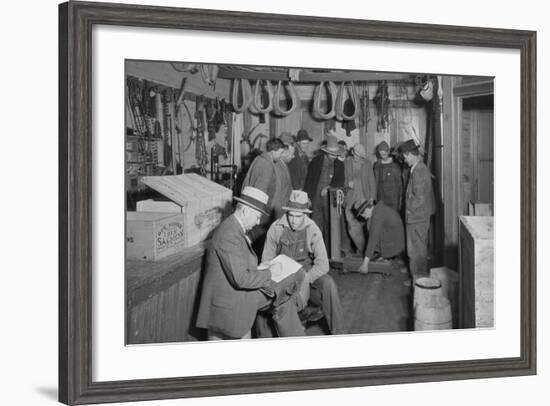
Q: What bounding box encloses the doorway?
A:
[460,94,494,214]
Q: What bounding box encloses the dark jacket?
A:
[288,149,309,190]
[196,215,271,338]
[405,161,436,224]
[304,154,345,209]
[365,201,405,258]
[373,159,403,212]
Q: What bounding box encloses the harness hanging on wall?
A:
[373,80,391,132]
[335,81,359,121]
[272,80,299,116]
[199,64,219,87]
[231,78,253,113]
[312,81,337,120]
[251,80,274,114]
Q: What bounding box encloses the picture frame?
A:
[59,1,537,404]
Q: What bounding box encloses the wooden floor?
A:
[305,257,413,336]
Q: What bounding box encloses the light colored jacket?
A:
[262,215,328,307]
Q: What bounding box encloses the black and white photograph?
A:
[125,60,494,343]
[3,0,545,405]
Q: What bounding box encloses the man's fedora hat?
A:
[234,186,269,216]
[282,190,312,214]
[321,135,344,156]
[398,139,420,154]
[296,129,313,142]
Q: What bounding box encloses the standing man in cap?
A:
[373,141,403,213]
[197,186,306,340]
[399,139,436,282]
[343,143,377,256]
[241,138,292,253]
[304,135,346,244]
[258,190,346,336]
[287,129,313,190]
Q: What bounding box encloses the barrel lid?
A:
[414,277,442,290]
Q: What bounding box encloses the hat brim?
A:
[282,206,312,214]
[321,146,344,155]
[233,196,269,216]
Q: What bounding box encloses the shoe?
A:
[299,306,324,323]
[373,257,390,263]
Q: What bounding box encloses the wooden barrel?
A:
[430,267,459,328]
[414,295,453,331]
[413,277,442,310]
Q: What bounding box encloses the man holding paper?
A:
[196,186,305,340]
[260,190,346,335]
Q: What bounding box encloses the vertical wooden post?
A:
[329,188,342,263]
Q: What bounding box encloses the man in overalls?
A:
[256,190,346,336]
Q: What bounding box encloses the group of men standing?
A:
[197,129,435,340]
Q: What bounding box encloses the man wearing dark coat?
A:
[196,186,305,340]
[304,135,346,244]
[287,129,312,191]
[356,200,405,274]
[241,137,291,255]
[399,139,436,282]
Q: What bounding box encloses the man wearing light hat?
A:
[196,186,306,340]
[398,139,436,283]
[304,135,346,244]
[258,190,346,336]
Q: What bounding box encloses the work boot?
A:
[299,305,324,324]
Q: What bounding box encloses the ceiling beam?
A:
[218,67,414,83]
[217,68,289,81]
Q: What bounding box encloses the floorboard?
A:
[305,257,413,336]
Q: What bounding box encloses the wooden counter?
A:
[126,241,209,344]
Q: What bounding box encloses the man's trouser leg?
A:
[271,299,305,337]
[406,220,430,282]
[309,274,346,334]
[254,293,305,338]
[344,205,365,255]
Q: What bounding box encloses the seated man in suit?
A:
[257,190,346,336]
[196,186,305,340]
[356,200,405,274]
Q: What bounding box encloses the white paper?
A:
[268,254,303,283]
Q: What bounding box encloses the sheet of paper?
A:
[267,254,302,283]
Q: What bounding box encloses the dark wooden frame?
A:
[59,1,537,404]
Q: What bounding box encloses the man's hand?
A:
[320,187,328,197]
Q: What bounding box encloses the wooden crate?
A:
[136,199,182,213]
[458,216,494,328]
[138,174,232,247]
[127,212,186,261]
